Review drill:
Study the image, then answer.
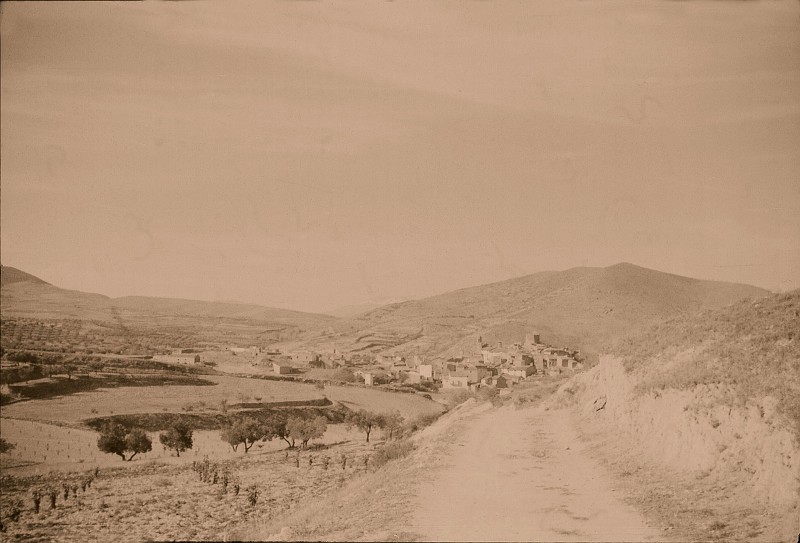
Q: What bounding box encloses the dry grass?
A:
[574,414,794,542]
[614,290,800,438]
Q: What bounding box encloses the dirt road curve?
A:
[412,405,661,542]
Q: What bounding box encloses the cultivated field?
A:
[0,429,381,542]
[2,375,441,425]
[0,418,365,476]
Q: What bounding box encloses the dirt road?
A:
[412,404,662,542]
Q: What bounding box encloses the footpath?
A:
[412,404,662,542]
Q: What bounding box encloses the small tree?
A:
[221,417,270,453]
[380,411,404,441]
[273,418,295,449]
[159,422,193,457]
[123,428,152,461]
[287,415,327,449]
[345,409,384,443]
[97,423,152,461]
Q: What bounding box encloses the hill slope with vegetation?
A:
[554,289,800,541]
[293,263,769,361]
[614,289,800,435]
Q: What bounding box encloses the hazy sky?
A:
[2,1,798,313]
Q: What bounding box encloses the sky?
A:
[1,1,799,314]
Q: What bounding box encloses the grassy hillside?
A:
[294,263,769,361]
[614,289,800,435]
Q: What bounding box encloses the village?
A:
[151,332,584,393]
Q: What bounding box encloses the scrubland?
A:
[552,290,800,541]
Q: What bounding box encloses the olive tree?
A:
[221,417,274,453]
[159,422,193,457]
[287,415,327,449]
[97,423,152,461]
[379,411,404,440]
[345,409,384,443]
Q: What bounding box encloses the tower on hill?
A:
[524,332,541,349]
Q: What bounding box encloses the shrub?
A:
[246,484,259,506]
[331,368,357,383]
[371,440,414,469]
[31,490,41,513]
[445,389,472,409]
[405,412,441,434]
[475,386,504,406]
[0,437,15,454]
[0,385,20,406]
[5,499,23,522]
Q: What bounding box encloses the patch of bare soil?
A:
[572,413,795,542]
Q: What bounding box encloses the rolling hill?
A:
[612,288,800,425]
[0,266,338,347]
[2,263,770,360]
[284,263,770,361]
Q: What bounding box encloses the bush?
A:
[0,384,20,406]
[475,386,504,406]
[405,412,441,434]
[0,438,15,454]
[246,484,259,506]
[5,351,40,364]
[445,389,472,409]
[371,440,414,468]
[331,368,357,383]
[0,364,44,385]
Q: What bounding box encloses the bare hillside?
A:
[295,263,769,361]
[0,266,338,346]
[0,266,50,287]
